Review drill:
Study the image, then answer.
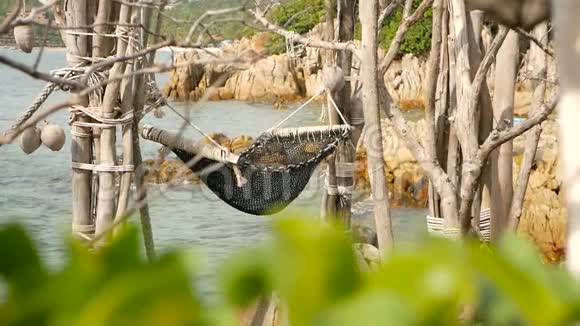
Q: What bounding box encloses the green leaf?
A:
[314,290,417,326]
[0,224,47,292]
[269,217,361,325]
[468,237,568,324]
[220,247,272,307]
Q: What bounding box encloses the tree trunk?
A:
[468,10,492,233]
[508,23,548,230]
[336,0,356,226]
[552,0,580,277]
[322,0,338,222]
[425,0,443,219]
[360,0,394,251]
[490,30,519,239]
[443,2,461,230]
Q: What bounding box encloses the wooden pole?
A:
[490,30,519,239]
[94,1,132,242]
[425,0,443,219]
[360,0,394,251]
[132,1,156,260]
[114,10,138,227]
[508,23,548,230]
[336,0,356,226]
[468,10,492,233]
[443,3,461,230]
[65,0,93,239]
[322,0,338,222]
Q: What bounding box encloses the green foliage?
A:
[269,0,326,35]
[0,215,579,325]
[159,0,249,43]
[355,0,432,55]
[264,0,327,54]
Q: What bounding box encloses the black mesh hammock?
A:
[141,125,351,215]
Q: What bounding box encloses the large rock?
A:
[162,32,431,107]
[512,122,565,262]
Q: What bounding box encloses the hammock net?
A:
[144,125,350,215]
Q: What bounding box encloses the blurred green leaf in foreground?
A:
[0,213,579,325]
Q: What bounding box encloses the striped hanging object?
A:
[426,208,491,242]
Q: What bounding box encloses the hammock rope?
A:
[142,123,351,215]
[142,89,352,215]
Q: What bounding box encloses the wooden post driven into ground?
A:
[54,0,155,255]
[360,0,394,251]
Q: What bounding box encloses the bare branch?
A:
[514,27,554,57]
[380,0,434,74]
[378,0,403,27]
[250,8,360,57]
[0,55,83,89]
[184,4,247,43]
[469,25,509,108]
[478,91,559,160]
[0,0,22,34]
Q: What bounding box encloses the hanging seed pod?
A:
[13,25,35,53]
[18,127,42,154]
[40,123,66,151]
[322,66,345,93]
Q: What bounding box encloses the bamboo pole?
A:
[360,0,394,251]
[114,11,137,226]
[94,1,133,242]
[132,1,156,260]
[92,0,113,58]
[65,0,93,239]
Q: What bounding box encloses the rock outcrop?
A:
[512,120,565,262]
[162,32,429,108]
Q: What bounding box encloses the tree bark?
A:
[552,0,580,277]
[336,0,356,226]
[360,0,394,251]
[322,0,338,221]
[490,30,519,239]
[425,0,443,218]
[508,23,548,231]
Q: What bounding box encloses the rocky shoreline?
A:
[161,30,557,116]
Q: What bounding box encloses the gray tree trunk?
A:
[508,23,547,230]
[359,0,394,251]
[490,30,519,239]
